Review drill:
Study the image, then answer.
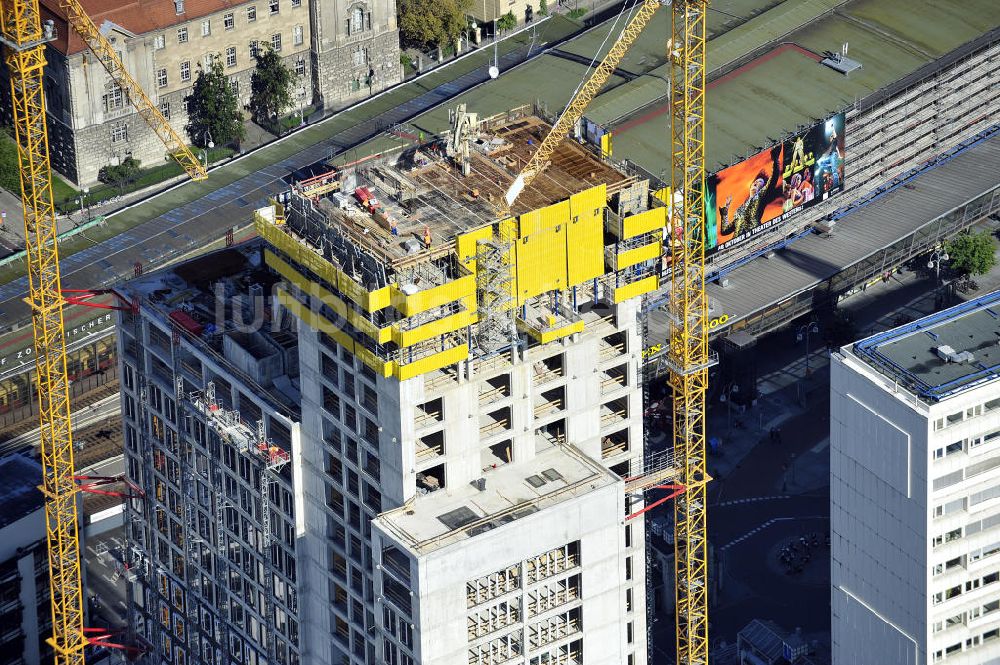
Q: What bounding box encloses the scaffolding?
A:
[186,382,290,662]
[474,224,517,354]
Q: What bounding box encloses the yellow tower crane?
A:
[501,1,711,663]
[0,0,207,660]
[667,2,711,663]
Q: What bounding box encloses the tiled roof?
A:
[41,0,247,55]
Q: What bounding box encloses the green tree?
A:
[185,58,245,148]
[249,46,294,130]
[946,231,997,276]
[496,11,517,33]
[538,0,548,16]
[398,0,469,51]
[97,156,141,193]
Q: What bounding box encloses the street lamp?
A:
[719,382,739,432]
[78,186,89,220]
[796,320,820,404]
[201,130,215,168]
[928,248,949,285]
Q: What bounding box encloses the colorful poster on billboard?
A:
[704,113,846,254]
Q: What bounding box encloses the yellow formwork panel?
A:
[457,224,494,272]
[569,184,607,220]
[566,214,605,286]
[613,275,659,303]
[652,186,671,206]
[394,308,475,347]
[515,224,567,303]
[266,251,348,319]
[518,209,543,238]
[537,199,571,232]
[353,345,395,378]
[391,273,476,317]
[278,290,354,349]
[257,214,340,287]
[616,239,662,270]
[622,207,666,238]
[396,343,470,381]
[267,251,394,343]
[516,317,585,344]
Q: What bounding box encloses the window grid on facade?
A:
[271,33,282,51]
[293,25,303,46]
[201,19,211,37]
[180,61,191,82]
[226,47,237,68]
[177,26,188,43]
[110,123,128,143]
[295,58,305,76]
[156,68,168,88]
[154,34,165,49]
[247,5,256,21]
[224,12,234,30]
[269,0,279,14]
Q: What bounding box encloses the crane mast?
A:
[0,5,86,664]
[668,2,711,663]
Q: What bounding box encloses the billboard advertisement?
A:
[705,113,846,254]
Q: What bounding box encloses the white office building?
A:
[831,291,1000,664]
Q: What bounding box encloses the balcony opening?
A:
[536,418,566,452]
[609,460,630,479]
[600,331,627,361]
[415,397,444,428]
[417,463,445,494]
[481,406,512,438]
[600,397,629,428]
[416,430,445,462]
[534,386,566,418]
[532,353,564,384]
[600,363,628,393]
[482,440,513,472]
[601,428,629,459]
[479,373,511,403]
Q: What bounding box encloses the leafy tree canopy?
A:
[398,0,469,50]
[98,156,141,192]
[185,58,246,148]
[249,47,294,127]
[496,11,516,33]
[946,231,997,276]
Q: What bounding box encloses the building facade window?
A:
[159,101,171,119]
[230,79,240,95]
[293,24,303,46]
[269,0,279,14]
[201,19,211,37]
[177,27,188,43]
[249,40,259,58]
[174,0,184,14]
[271,33,282,51]
[153,34,165,49]
[180,60,191,82]
[347,5,369,34]
[225,47,237,67]
[291,0,300,6]
[351,48,365,67]
[110,123,128,142]
[156,68,168,88]
[247,5,256,21]
[203,53,214,69]
[295,58,305,76]
[103,85,124,112]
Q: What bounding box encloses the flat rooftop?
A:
[375,443,619,556]
[851,290,1000,402]
[0,453,43,531]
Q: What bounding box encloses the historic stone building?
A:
[307,0,402,109]
[35,0,313,185]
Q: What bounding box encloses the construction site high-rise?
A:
[117,105,671,665]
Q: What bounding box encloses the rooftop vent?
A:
[821,43,862,75]
[935,345,975,363]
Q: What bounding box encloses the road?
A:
[0,393,120,456]
[0,15,591,328]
